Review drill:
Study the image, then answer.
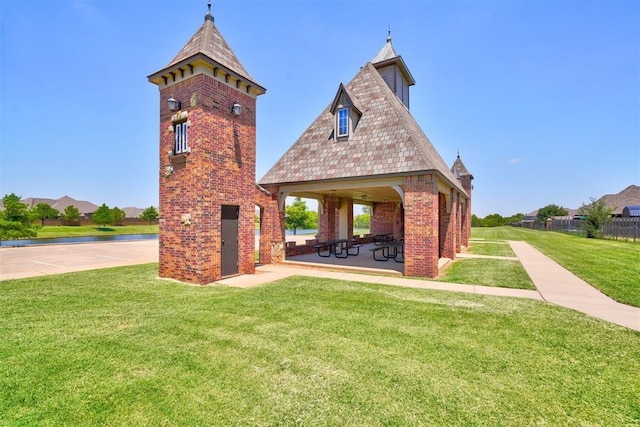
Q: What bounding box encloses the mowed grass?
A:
[438,258,535,289]
[2,264,639,425]
[472,227,640,307]
[438,239,533,289]
[465,240,515,257]
[36,224,158,238]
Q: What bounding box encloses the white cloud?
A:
[508,158,524,164]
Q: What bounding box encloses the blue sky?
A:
[1,0,638,217]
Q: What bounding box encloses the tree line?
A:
[0,193,159,240]
[473,199,615,239]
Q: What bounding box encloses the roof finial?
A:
[387,25,392,43]
[205,0,214,22]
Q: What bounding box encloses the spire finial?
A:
[387,25,392,43]
[205,0,214,22]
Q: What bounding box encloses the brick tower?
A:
[148,4,265,284]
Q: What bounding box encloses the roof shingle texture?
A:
[167,16,255,84]
[452,156,473,178]
[259,62,466,194]
[371,39,398,63]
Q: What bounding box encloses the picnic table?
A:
[314,239,361,258]
[370,240,404,263]
[373,233,394,245]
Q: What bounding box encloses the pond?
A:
[0,234,159,247]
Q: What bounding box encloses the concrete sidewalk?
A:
[509,241,640,331]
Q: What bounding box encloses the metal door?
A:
[221,205,239,277]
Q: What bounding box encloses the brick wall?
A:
[158,74,257,284]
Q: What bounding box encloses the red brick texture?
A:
[460,176,472,247]
[438,190,457,260]
[403,174,439,278]
[371,201,404,239]
[318,195,339,242]
[158,74,257,284]
[255,185,284,264]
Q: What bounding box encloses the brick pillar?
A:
[318,195,338,242]
[339,198,354,240]
[439,189,457,260]
[404,174,439,278]
[256,185,283,265]
[455,192,462,253]
[461,176,473,247]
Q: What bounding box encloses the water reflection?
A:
[1,234,158,247]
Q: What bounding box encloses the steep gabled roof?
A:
[451,155,473,179]
[372,35,399,63]
[259,62,465,195]
[167,14,254,81]
[371,35,415,86]
[148,8,264,94]
[329,83,362,116]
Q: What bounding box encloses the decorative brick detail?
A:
[158,74,257,284]
[403,174,438,278]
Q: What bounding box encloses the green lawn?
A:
[438,258,535,289]
[1,264,638,425]
[472,227,640,307]
[35,224,158,239]
[465,240,515,257]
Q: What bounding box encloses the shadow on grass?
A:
[95,227,115,232]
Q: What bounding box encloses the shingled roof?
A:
[451,155,473,179]
[598,185,640,215]
[259,61,466,195]
[149,6,264,93]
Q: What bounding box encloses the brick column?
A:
[318,195,338,242]
[438,189,457,260]
[404,174,439,278]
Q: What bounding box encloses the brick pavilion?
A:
[259,33,473,278]
[149,6,473,284]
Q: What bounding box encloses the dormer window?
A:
[337,108,349,137]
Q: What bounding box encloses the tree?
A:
[482,213,506,227]
[579,197,615,239]
[354,213,370,230]
[32,203,59,227]
[0,193,38,240]
[93,204,114,229]
[471,214,483,227]
[285,197,315,235]
[140,206,159,225]
[112,207,126,226]
[62,205,81,225]
[536,204,568,223]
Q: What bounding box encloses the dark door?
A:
[221,205,239,277]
